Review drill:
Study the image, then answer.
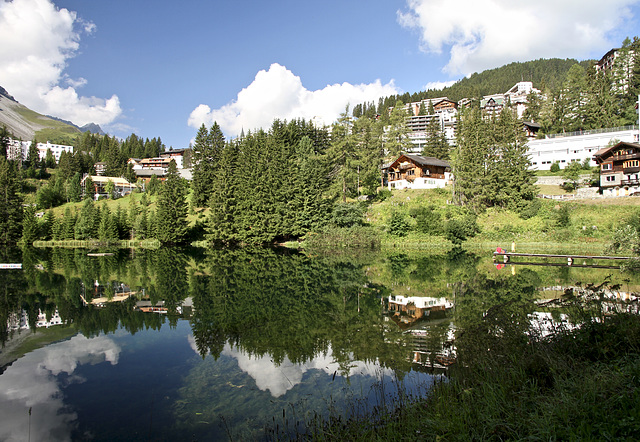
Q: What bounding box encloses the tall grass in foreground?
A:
[269,281,640,440]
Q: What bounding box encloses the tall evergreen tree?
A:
[191,122,224,208]
[21,205,39,246]
[0,157,23,244]
[156,160,188,244]
[207,140,241,244]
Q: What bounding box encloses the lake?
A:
[1,246,637,441]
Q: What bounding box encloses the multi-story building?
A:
[593,141,640,196]
[528,125,639,170]
[5,139,73,163]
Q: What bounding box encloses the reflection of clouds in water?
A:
[0,334,121,442]
[187,335,391,397]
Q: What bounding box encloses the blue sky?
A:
[1,0,640,149]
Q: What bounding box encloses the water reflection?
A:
[0,334,120,442]
[1,246,638,439]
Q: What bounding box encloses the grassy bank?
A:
[360,187,640,252]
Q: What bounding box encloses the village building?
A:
[385,154,451,190]
[159,148,187,169]
[593,141,640,196]
[81,175,135,199]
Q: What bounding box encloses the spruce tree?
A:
[207,140,240,244]
[156,160,188,244]
[0,157,23,244]
[20,205,39,246]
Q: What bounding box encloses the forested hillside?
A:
[353,58,590,119]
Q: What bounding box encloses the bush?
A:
[410,205,443,234]
[556,204,571,227]
[445,214,480,245]
[330,202,364,228]
[387,211,409,236]
[550,161,561,173]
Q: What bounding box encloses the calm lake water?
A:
[1,246,637,441]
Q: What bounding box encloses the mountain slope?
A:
[0,87,82,143]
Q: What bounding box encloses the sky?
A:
[1,0,640,149]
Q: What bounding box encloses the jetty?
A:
[493,251,634,266]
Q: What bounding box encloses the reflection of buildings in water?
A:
[7,309,64,331]
[407,324,457,372]
[537,286,639,314]
[387,294,454,327]
[386,294,456,371]
[80,280,136,306]
[135,297,193,316]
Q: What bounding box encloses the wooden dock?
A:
[493,251,634,266]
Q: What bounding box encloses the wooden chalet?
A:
[386,154,451,190]
[593,141,640,196]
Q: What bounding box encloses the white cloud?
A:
[0,334,121,442]
[0,0,122,126]
[398,0,640,76]
[188,63,399,137]
[187,335,395,398]
[424,80,457,91]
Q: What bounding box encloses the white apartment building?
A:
[6,139,73,163]
[528,126,640,170]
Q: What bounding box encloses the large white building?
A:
[6,139,73,163]
[528,126,640,170]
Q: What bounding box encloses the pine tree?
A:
[84,175,95,200]
[98,206,118,241]
[384,101,412,159]
[191,123,224,208]
[156,160,188,244]
[207,140,240,244]
[0,157,23,244]
[68,172,82,202]
[20,205,39,246]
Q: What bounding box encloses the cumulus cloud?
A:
[425,80,457,91]
[398,0,639,76]
[0,0,122,126]
[196,339,394,397]
[0,334,121,442]
[188,63,399,137]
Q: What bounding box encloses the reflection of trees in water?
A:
[189,247,411,375]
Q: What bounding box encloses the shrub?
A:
[445,214,480,245]
[387,211,409,236]
[410,205,443,234]
[331,202,364,228]
[550,161,561,172]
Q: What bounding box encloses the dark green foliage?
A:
[549,161,561,172]
[452,107,536,212]
[191,123,224,208]
[20,205,39,246]
[147,174,159,195]
[74,199,100,240]
[84,175,95,200]
[0,157,23,244]
[387,211,409,236]
[562,161,584,191]
[207,140,241,244]
[556,204,571,227]
[68,172,82,202]
[445,213,480,245]
[98,206,118,241]
[330,202,364,228]
[410,205,442,234]
[156,160,189,244]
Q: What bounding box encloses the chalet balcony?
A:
[621,178,640,186]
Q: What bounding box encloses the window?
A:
[602,163,612,170]
[624,160,639,168]
[606,176,616,182]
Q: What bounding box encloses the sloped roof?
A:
[593,141,640,160]
[389,154,450,170]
